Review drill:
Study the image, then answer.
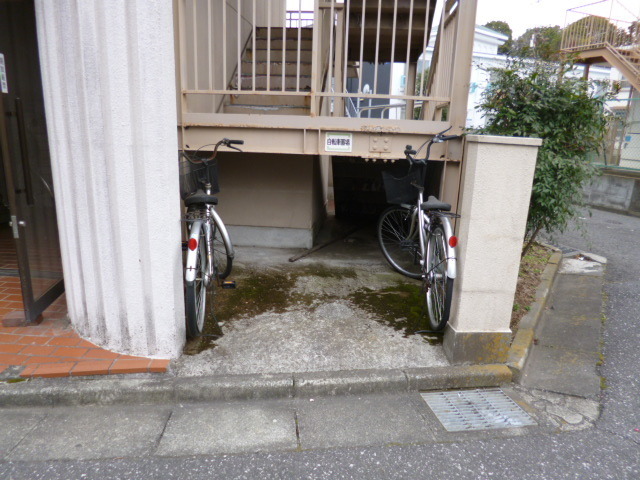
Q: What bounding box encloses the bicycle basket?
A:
[382,169,422,204]
[179,155,220,200]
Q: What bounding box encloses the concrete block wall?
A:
[584,172,640,216]
[35,0,184,358]
[445,135,542,365]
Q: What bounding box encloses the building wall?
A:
[35,0,184,358]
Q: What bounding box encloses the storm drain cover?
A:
[421,388,537,432]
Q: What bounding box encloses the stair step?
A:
[256,27,313,40]
[242,61,312,76]
[247,49,313,63]
[255,38,313,50]
[236,75,312,90]
[224,104,310,116]
[229,94,310,107]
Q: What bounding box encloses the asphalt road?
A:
[1,208,639,480]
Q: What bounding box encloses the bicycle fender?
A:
[185,220,203,284]
[440,217,457,279]
[209,208,235,260]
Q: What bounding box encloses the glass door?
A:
[0,0,64,325]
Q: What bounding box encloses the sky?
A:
[475,0,640,38]
[286,0,640,39]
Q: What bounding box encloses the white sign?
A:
[0,54,8,94]
[325,132,352,153]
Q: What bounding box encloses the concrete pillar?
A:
[444,135,542,365]
[34,0,184,358]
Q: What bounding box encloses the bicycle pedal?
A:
[221,280,236,289]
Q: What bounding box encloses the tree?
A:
[512,26,563,61]
[476,60,612,255]
[483,21,513,55]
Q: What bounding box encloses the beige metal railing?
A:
[176,0,465,121]
[561,0,640,53]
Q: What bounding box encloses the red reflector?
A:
[449,236,458,248]
[188,238,198,251]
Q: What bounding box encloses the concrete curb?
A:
[0,365,512,408]
[506,249,563,381]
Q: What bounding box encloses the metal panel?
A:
[421,388,537,432]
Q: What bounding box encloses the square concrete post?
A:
[444,135,542,365]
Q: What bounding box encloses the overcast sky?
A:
[287,0,640,39]
[477,0,638,37]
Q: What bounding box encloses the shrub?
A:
[476,60,611,254]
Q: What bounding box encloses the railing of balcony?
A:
[177,0,465,122]
[561,0,640,52]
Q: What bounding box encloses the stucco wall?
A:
[35,0,184,358]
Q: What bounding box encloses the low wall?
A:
[584,169,640,216]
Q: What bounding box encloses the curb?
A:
[506,249,563,381]
[0,365,512,408]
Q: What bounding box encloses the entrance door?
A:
[0,0,64,324]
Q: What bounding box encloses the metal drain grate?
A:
[421,388,537,432]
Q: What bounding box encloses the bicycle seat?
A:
[420,196,451,212]
[184,191,218,207]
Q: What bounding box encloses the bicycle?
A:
[180,138,242,339]
[377,128,461,331]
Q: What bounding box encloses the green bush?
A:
[476,60,611,254]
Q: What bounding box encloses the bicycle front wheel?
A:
[424,224,454,331]
[377,206,422,279]
[185,225,207,339]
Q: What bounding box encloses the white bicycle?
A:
[377,129,461,331]
[180,138,242,339]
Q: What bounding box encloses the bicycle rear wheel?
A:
[377,206,422,279]
[185,224,207,339]
[424,224,454,331]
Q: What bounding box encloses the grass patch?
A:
[510,243,553,336]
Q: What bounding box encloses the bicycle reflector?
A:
[188,238,198,251]
[449,236,458,248]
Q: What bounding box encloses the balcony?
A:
[175,0,476,159]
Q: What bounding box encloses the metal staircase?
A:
[561,0,640,91]
[224,27,313,116]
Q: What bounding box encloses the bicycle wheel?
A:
[185,223,207,339]
[377,206,422,279]
[424,224,454,331]
[210,215,233,280]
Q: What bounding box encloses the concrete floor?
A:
[171,220,449,377]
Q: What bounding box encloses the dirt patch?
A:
[510,243,553,335]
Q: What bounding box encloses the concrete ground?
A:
[2,209,640,479]
[171,222,449,377]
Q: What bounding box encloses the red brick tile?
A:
[19,345,56,356]
[30,362,76,378]
[71,360,113,376]
[47,337,81,347]
[3,294,23,303]
[19,365,38,377]
[117,354,150,360]
[0,353,27,365]
[0,344,25,354]
[15,335,50,345]
[109,359,151,374]
[82,349,120,360]
[22,355,62,364]
[75,339,99,348]
[149,359,170,373]
[52,347,89,358]
[0,333,21,343]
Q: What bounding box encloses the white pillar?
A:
[445,135,542,364]
[34,0,185,358]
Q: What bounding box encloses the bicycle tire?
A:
[210,214,233,280]
[377,206,422,279]
[424,224,454,331]
[185,223,207,339]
